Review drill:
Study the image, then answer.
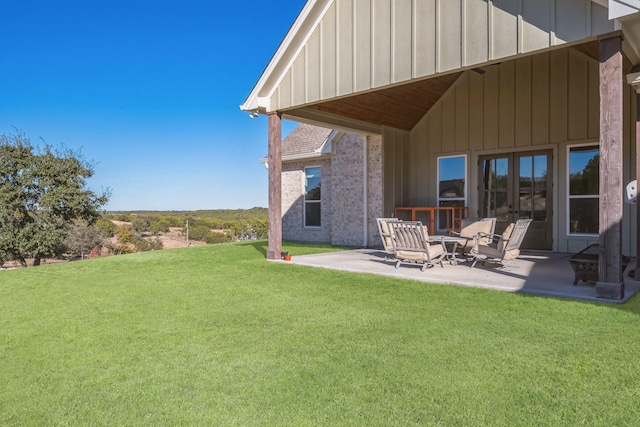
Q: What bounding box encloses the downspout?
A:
[363,135,369,248]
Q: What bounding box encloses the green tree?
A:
[0,131,109,266]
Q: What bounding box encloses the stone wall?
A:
[281,159,332,243]
[367,134,384,248]
[280,132,384,248]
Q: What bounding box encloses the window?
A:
[305,167,321,227]
[568,145,599,235]
[437,155,466,231]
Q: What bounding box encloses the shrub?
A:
[204,232,228,244]
[65,222,105,259]
[131,236,163,252]
[149,219,170,235]
[95,219,117,237]
[104,242,132,255]
[131,218,150,234]
[87,246,102,259]
[185,225,212,242]
[115,225,134,243]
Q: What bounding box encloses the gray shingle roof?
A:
[281,123,333,158]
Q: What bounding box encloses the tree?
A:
[0,131,109,266]
[65,221,105,259]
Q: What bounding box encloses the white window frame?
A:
[304,166,322,228]
[566,143,599,236]
[436,155,467,232]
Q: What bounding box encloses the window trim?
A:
[566,143,599,237]
[436,154,467,232]
[304,166,322,229]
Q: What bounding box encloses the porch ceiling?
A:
[306,72,463,132]
[290,40,625,133]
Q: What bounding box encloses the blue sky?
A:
[0,1,306,211]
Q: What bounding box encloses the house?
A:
[263,123,383,247]
[242,0,640,300]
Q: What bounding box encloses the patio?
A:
[286,249,640,303]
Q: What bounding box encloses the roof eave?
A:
[240,0,333,114]
[260,151,331,164]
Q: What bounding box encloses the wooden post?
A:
[596,32,625,299]
[636,90,640,281]
[266,111,283,260]
[629,70,640,279]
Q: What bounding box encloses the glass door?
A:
[479,150,552,250]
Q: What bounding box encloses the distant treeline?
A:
[106,207,266,223]
[102,207,268,244]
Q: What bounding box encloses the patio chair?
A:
[388,221,447,271]
[376,217,400,257]
[469,218,532,268]
[449,217,496,255]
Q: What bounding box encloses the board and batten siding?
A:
[272,0,613,112]
[390,47,637,255]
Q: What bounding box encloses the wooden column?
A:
[267,111,283,260]
[629,71,640,279]
[596,32,625,299]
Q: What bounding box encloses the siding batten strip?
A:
[435,0,440,72]
[487,0,493,60]
[461,0,466,67]
[596,31,625,299]
[549,0,557,46]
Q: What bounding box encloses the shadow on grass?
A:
[236,240,349,258]
[236,240,268,257]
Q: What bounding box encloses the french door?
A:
[479,150,553,250]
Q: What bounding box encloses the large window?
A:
[437,155,466,231]
[304,167,321,227]
[568,145,599,235]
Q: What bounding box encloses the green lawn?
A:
[1,241,639,426]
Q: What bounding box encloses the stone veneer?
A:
[281,159,332,243]
[280,132,384,248]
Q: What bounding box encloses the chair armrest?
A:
[473,231,502,247]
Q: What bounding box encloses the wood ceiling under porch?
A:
[287,41,610,133]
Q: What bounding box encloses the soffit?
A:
[304,72,463,132]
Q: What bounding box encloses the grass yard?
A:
[1,241,640,425]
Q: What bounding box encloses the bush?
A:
[149,219,170,235]
[65,222,105,259]
[131,218,150,234]
[115,226,134,243]
[185,225,212,242]
[104,242,132,255]
[226,219,268,241]
[132,236,163,252]
[95,219,117,237]
[204,232,228,244]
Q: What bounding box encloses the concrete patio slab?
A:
[286,249,640,303]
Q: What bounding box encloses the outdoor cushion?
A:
[497,223,515,252]
[380,220,393,249]
[397,244,445,262]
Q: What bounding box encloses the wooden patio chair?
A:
[388,221,447,271]
[449,217,497,255]
[376,217,400,258]
[469,219,532,268]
